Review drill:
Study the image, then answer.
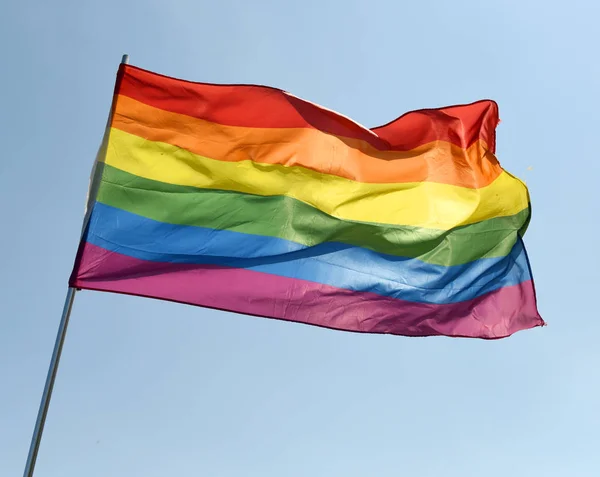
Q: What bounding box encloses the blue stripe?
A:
[86,202,531,304]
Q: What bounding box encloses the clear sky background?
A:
[1,1,599,476]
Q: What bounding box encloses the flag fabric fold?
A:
[70,64,543,339]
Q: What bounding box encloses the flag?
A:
[69,64,543,339]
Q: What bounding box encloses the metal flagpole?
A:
[22,54,129,477]
[22,288,77,477]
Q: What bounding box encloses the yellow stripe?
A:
[104,128,529,229]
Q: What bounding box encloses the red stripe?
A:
[116,64,498,153]
[70,243,542,339]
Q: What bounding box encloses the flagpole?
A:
[22,54,129,477]
[22,288,77,477]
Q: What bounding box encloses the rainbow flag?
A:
[69,64,543,339]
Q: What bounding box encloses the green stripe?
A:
[98,164,530,266]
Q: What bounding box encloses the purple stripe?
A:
[70,243,543,339]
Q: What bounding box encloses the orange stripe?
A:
[111,94,502,188]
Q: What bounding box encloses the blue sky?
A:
[1,0,599,476]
